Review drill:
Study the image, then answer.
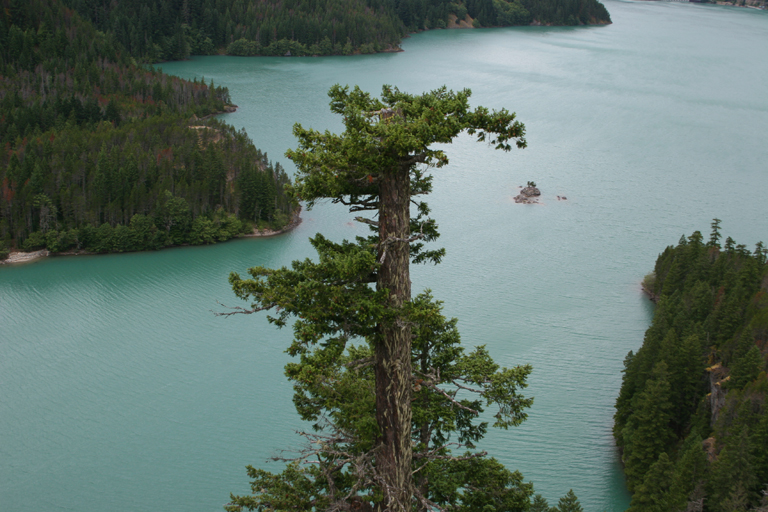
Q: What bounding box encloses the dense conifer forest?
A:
[62,0,611,60]
[615,221,768,511]
[0,0,295,259]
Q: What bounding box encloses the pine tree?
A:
[667,433,708,511]
[628,452,674,512]
[620,361,675,492]
[709,429,758,512]
[553,489,583,512]
[530,494,550,512]
[729,345,764,390]
[224,84,527,511]
[615,225,768,511]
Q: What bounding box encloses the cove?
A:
[2,1,768,510]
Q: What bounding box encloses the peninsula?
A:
[615,221,768,511]
[0,0,297,261]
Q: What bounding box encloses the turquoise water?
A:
[2,1,768,510]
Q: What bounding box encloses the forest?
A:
[0,0,295,259]
[61,0,611,61]
[614,220,768,511]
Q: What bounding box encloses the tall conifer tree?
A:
[225,84,528,511]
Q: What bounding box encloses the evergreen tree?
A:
[61,0,611,62]
[552,490,583,512]
[628,452,674,512]
[0,0,295,254]
[620,361,675,492]
[709,430,758,512]
[668,433,708,512]
[616,224,768,510]
[224,84,528,511]
[530,494,550,512]
[729,345,764,390]
[709,218,723,248]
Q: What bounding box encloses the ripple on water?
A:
[3,3,768,510]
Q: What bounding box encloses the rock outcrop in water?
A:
[514,185,541,204]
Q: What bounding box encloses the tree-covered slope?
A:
[614,221,768,511]
[62,0,610,61]
[0,0,295,258]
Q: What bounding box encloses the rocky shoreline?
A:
[241,205,303,238]
[194,104,238,122]
[641,276,660,304]
[1,249,52,265]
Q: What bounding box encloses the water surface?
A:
[3,2,768,510]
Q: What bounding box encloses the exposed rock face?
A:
[0,249,50,265]
[708,363,729,426]
[446,13,475,29]
[703,437,718,463]
[520,186,541,197]
[513,185,542,204]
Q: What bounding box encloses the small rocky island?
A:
[514,181,542,204]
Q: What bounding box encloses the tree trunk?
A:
[375,164,413,511]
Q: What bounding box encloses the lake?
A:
[2,1,767,510]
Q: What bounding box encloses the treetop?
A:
[286,84,526,209]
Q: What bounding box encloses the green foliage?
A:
[730,345,764,390]
[530,494,551,512]
[667,433,708,511]
[494,0,533,25]
[708,429,758,511]
[620,362,675,492]
[227,258,536,509]
[225,85,533,510]
[528,490,585,512]
[0,0,296,255]
[553,489,584,512]
[61,0,610,63]
[615,222,768,511]
[628,452,675,512]
[287,83,526,203]
[426,456,533,511]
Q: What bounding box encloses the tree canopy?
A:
[615,223,768,512]
[61,0,611,62]
[0,0,295,258]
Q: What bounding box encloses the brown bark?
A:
[375,163,413,511]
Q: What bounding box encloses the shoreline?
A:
[640,281,659,303]
[1,249,52,265]
[241,205,302,238]
[639,0,766,8]
[0,207,302,266]
[195,104,238,121]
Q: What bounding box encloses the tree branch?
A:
[354,216,379,227]
[213,301,273,317]
[418,378,480,416]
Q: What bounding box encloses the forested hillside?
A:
[614,221,768,511]
[62,0,611,60]
[0,0,295,259]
